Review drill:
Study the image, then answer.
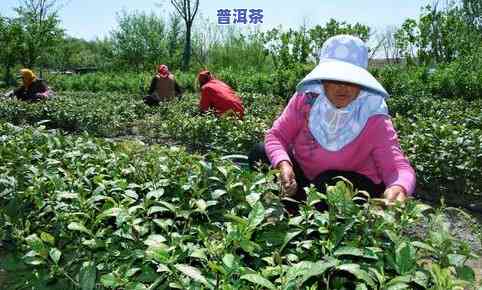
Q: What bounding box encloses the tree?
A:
[395,1,481,66]
[309,19,370,60]
[45,37,101,70]
[263,19,370,68]
[111,10,167,72]
[14,0,64,69]
[378,26,400,63]
[167,13,183,67]
[0,16,24,85]
[394,19,418,65]
[170,0,200,71]
[461,0,482,28]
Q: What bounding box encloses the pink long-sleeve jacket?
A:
[265,92,416,195]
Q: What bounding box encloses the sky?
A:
[0,0,427,40]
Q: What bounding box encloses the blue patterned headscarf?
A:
[307,84,389,151]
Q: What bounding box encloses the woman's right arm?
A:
[265,93,305,168]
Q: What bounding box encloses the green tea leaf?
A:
[337,264,375,288]
[334,246,378,260]
[280,230,302,253]
[126,282,148,290]
[97,207,124,221]
[67,222,93,236]
[144,234,167,246]
[456,265,475,282]
[49,248,61,264]
[23,256,44,265]
[222,254,236,269]
[246,192,261,206]
[40,232,55,246]
[285,261,316,281]
[334,246,364,257]
[411,241,435,253]
[148,206,167,215]
[25,234,46,253]
[240,274,276,290]
[101,273,120,287]
[397,242,416,275]
[411,270,429,288]
[79,261,97,290]
[240,239,261,254]
[300,259,338,284]
[224,214,248,226]
[174,264,210,286]
[247,201,265,230]
[211,189,226,199]
[195,199,207,212]
[145,244,170,263]
[386,283,409,290]
[124,189,139,200]
[190,248,207,260]
[146,189,164,200]
[355,284,368,290]
[126,267,142,278]
[448,254,466,267]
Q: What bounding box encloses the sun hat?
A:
[296,35,389,98]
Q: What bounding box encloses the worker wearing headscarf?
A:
[13,69,50,101]
[197,70,244,119]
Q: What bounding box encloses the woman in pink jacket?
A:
[249,35,415,210]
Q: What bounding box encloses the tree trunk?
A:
[182,23,192,71]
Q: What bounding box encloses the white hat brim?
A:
[297,60,389,98]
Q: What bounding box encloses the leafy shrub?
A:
[0,91,481,201]
[0,123,478,289]
[0,92,154,136]
[374,62,482,100]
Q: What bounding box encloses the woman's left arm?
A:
[371,116,416,201]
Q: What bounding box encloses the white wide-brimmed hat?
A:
[297,35,389,98]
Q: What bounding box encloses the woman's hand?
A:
[383,185,407,204]
[278,161,297,197]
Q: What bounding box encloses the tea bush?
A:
[0,92,155,136]
[0,123,478,289]
[45,66,312,99]
[41,63,482,102]
[0,91,481,201]
[373,64,482,101]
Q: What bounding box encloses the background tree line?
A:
[1,0,481,88]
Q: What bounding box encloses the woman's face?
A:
[323,80,361,108]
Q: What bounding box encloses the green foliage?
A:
[193,23,272,73]
[0,92,155,136]
[111,10,168,72]
[0,17,24,86]
[263,19,370,69]
[0,123,478,289]
[373,63,482,100]
[395,1,482,66]
[49,72,155,94]
[13,0,64,68]
[389,95,482,201]
[45,37,109,71]
[0,90,480,203]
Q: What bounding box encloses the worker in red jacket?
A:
[197,70,244,119]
